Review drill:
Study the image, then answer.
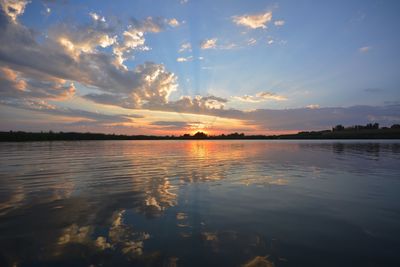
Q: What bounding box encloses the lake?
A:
[0,140,399,267]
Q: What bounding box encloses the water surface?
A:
[0,140,399,266]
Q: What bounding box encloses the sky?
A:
[0,0,399,135]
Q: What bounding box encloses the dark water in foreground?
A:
[0,140,399,267]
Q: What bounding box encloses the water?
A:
[0,140,399,267]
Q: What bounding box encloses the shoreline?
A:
[1,130,400,142]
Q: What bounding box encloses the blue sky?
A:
[0,0,399,134]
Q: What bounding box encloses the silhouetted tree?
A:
[193,132,208,139]
[333,125,345,132]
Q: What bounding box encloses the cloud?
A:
[0,98,143,127]
[233,91,287,102]
[0,0,29,22]
[111,16,179,67]
[180,0,188,4]
[141,95,228,115]
[219,43,238,50]
[0,67,76,101]
[165,104,399,132]
[200,39,238,50]
[89,12,105,22]
[167,18,180,27]
[179,42,191,53]
[50,17,118,60]
[151,121,188,127]
[200,38,217,49]
[247,38,257,46]
[112,29,147,67]
[306,104,320,109]
[0,5,178,111]
[150,121,192,130]
[359,46,371,53]
[1,3,399,134]
[0,3,228,124]
[238,105,400,131]
[274,20,285,26]
[83,62,178,108]
[232,11,273,29]
[176,56,193,62]
[129,16,165,33]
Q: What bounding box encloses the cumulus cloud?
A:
[274,20,285,26]
[0,0,29,22]
[50,17,118,60]
[0,4,179,110]
[167,18,180,27]
[84,62,177,109]
[140,95,228,115]
[232,11,273,29]
[200,38,217,49]
[112,29,147,67]
[0,3,221,121]
[112,16,179,67]
[179,42,191,53]
[233,92,287,102]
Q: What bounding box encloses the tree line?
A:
[1,123,399,141]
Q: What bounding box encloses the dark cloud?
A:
[0,99,143,127]
[149,121,191,130]
[0,67,75,100]
[143,104,400,131]
[150,121,189,127]
[233,105,400,131]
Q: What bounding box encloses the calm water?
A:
[0,140,400,267]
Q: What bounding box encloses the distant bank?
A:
[1,124,400,141]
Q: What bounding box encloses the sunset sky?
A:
[1,0,399,135]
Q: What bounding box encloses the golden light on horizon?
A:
[190,128,208,135]
[188,122,209,135]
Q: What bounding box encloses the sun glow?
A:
[190,129,208,135]
[188,122,209,135]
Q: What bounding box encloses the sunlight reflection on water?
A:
[0,140,399,266]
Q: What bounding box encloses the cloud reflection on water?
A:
[0,141,399,266]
